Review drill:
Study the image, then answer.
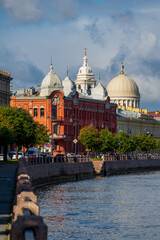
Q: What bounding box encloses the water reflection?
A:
[34,172,160,240]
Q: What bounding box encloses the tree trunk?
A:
[3,145,8,162]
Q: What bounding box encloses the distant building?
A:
[117,108,160,139]
[0,70,12,105]
[148,111,160,120]
[10,53,117,154]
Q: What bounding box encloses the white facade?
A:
[75,50,96,95]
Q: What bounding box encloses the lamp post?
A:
[70,116,78,155]
[47,115,54,155]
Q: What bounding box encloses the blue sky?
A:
[0,0,160,111]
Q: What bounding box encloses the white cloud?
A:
[2,0,42,23]
[1,2,160,110]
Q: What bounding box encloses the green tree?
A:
[156,139,160,150]
[0,106,41,159]
[140,134,156,152]
[100,129,119,153]
[78,125,102,152]
[0,115,14,161]
[35,122,49,147]
[118,131,136,153]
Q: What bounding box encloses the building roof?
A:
[40,64,63,96]
[62,75,76,96]
[91,82,108,100]
[117,108,158,123]
[106,63,140,99]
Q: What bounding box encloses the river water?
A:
[34,172,160,240]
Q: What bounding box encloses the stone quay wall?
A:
[26,159,95,186]
[101,158,160,175]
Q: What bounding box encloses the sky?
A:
[0,0,160,111]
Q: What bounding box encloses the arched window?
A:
[34,108,38,117]
[54,124,58,135]
[40,108,44,117]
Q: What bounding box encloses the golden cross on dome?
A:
[85,48,87,56]
[121,62,124,74]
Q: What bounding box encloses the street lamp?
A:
[47,115,54,155]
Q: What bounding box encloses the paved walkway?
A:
[0,164,17,240]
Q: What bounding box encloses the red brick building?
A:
[10,53,117,154]
[11,89,116,154]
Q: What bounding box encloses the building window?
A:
[52,105,57,118]
[54,125,58,135]
[34,108,38,117]
[40,108,44,117]
[52,94,60,105]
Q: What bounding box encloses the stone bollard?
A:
[13,200,39,222]
[17,174,30,181]
[16,191,37,204]
[16,179,32,195]
[10,215,48,240]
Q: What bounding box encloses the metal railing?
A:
[103,153,160,161]
[26,155,90,165]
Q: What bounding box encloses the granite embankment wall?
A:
[26,157,160,185]
[26,161,95,186]
[102,158,160,175]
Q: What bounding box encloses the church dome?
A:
[77,49,94,78]
[106,64,140,99]
[62,75,76,96]
[40,64,63,96]
[92,82,107,100]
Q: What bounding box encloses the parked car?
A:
[9,151,16,159]
[27,148,40,157]
[67,153,75,157]
[0,154,10,161]
[12,151,25,160]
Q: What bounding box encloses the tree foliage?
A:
[118,131,137,153]
[0,106,49,160]
[100,129,119,152]
[78,126,158,154]
[34,122,49,146]
[78,125,102,152]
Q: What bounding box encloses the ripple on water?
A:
[34,172,160,240]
